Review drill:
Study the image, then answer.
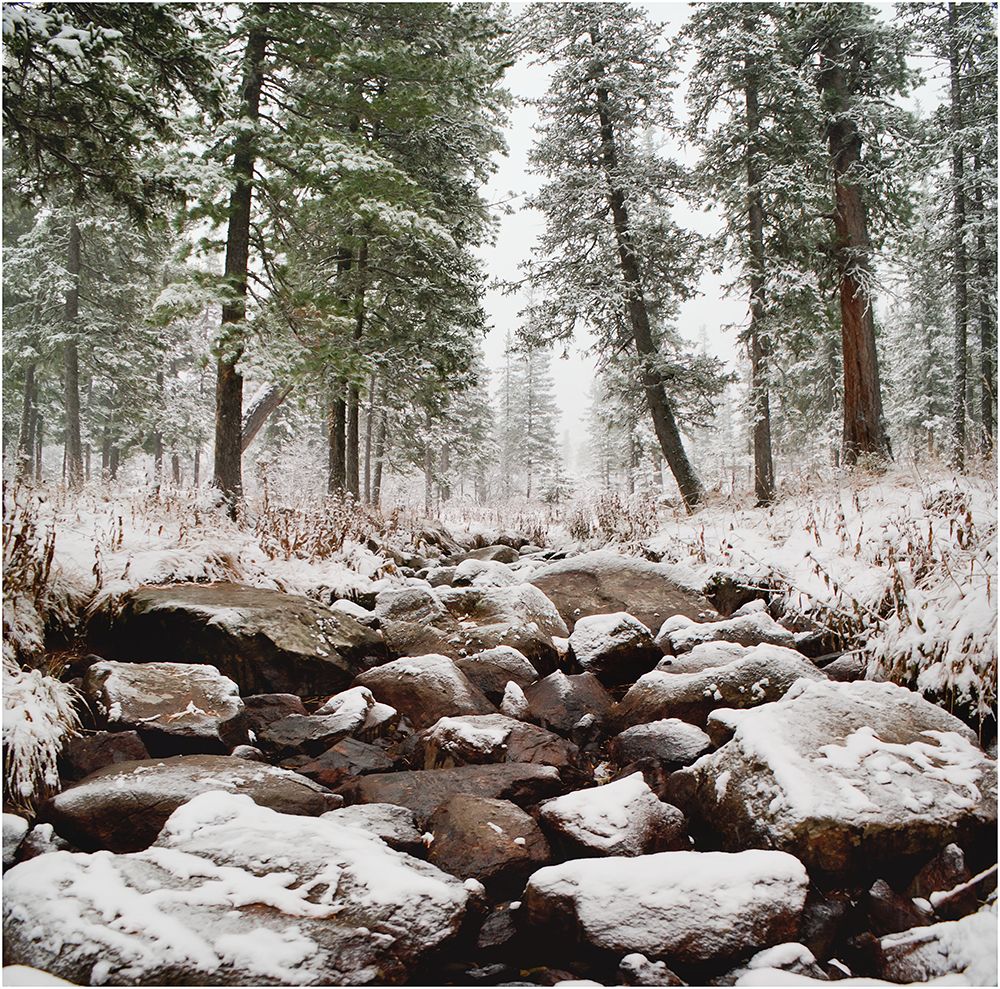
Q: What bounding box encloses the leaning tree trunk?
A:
[17,363,36,481]
[213,17,268,514]
[745,62,775,505]
[947,2,969,468]
[64,217,84,490]
[593,84,702,510]
[819,37,891,466]
[241,383,292,452]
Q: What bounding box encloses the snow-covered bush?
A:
[3,654,81,811]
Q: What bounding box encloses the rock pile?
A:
[3,535,996,986]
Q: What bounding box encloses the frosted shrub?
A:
[3,654,80,811]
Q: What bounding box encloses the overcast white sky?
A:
[475,2,745,439]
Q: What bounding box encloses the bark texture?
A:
[64,218,84,490]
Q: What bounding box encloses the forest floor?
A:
[2,461,997,987]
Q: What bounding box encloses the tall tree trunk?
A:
[35,414,43,481]
[213,16,268,514]
[64,217,84,490]
[593,81,702,510]
[152,369,164,486]
[171,452,181,486]
[972,152,995,452]
[328,382,347,495]
[346,241,368,499]
[372,411,387,507]
[193,446,201,487]
[744,61,775,505]
[101,427,111,478]
[947,2,969,468]
[109,444,119,481]
[819,39,891,465]
[241,383,292,452]
[363,372,377,503]
[17,363,36,481]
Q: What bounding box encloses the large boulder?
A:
[418,714,579,770]
[3,814,28,869]
[374,583,567,673]
[524,671,614,738]
[609,719,713,770]
[293,738,395,788]
[428,795,551,896]
[538,773,687,857]
[452,558,519,587]
[877,906,997,986]
[322,803,424,856]
[4,791,469,986]
[337,763,565,828]
[655,613,796,654]
[523,849,808,967]
[568,613,661,686]
[355,654,496,730]
[456,646,540,704]
[88,583,388,697]
[41,754,340,852]
[670,679,998,874]
[61,730,150,781]
[82,660,247,756]
[529,551,715,633]
[617,644,825,729]
[436,584,568,674]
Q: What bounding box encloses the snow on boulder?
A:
[88,583,388,698]
[670,679,998,874]
[529,550,715,633]
[501,680,531,720]
[524,671,614,738]
[538,773,687,857]
[3,813,28,869]
[609,719,713,769]
[617,644,825,729]
[456,646,540,704]
[418,714,579,771]
[457,544,521,564]
[568,613,661,686]
[82,660,247,756]
[355,654,496,730]
[523,849,808,966]
[655,640,750,674]
[437,584,569,674]
[453,558,519,587]
[877,904,998,986]
[40,754,340,853]
[3,791,470,986]
[656,612,796,654]
[337,763,565,829]
[1,967,77,986]
[322,803,424,856]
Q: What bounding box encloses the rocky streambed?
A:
[2,543,997,986]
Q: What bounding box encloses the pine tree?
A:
[514,3,708,510]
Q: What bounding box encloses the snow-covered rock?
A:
[453,558,519,587]
[617,644,825,729]
[670,679,998,873]
[337,763,565,828]
[428,795,551,895]
[293,737,394,788]
[568,613,661,686]
[877,904,998,985]
[609,719,712,769]
[4,791,470,986]
[729,942,829,982]
[419,713,578,770]
[524,849,808,965]
[618,953,683,986]
[41,754,340,853]
[538,773,686,857]
[654,640,749,674]
[322,803,424,855]
[258,711,368,757]
[313,684,399,742]
[529,550,715,633]
[88,583,388,697]
[1,967,77,986]
[3,813,28,869]
[524,671,614,738]
[500,680,531,720]
[458,544,521,564]
[656,612,796,654]
[456,645,539,703]
[82,660,247,756]
[355,653,497,729]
